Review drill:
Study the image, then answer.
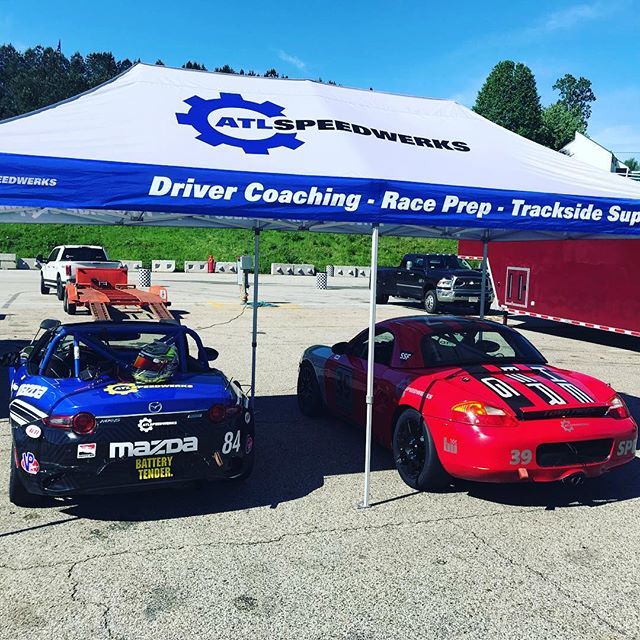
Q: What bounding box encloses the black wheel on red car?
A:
[56,277,64,301]
[423,290,439,314]
[8,444,42,507]
[40,275,49,295]
[297,362,324,417]
[63,288,76,315]
[393,408,449,491]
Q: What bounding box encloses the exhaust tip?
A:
[562,472,586,487]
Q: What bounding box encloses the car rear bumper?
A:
[429,415,637,483]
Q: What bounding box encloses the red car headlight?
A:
[451,401,517,427]
[606,394,630,420]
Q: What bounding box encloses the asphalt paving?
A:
[0,270,639,640]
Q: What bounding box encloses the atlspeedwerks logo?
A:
[176,92,471,156]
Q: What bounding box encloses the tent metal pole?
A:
[250,227,260,412]
[479,234,488,319]
[359,223,379,509]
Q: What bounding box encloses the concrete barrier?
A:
[152,260,176,273]
[356,266,370,278]
[17,258,38,269]
[294,264,316,276]
[0,260,16,269]
[333,265,358,277]
[271,263,294,275]
[0,253,16,261]
[214,261,237,273]
[122,260,142,271]
[185,261,208,274]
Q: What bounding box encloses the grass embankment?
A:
[0,224,456,272]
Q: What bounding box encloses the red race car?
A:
[297,316,637,490]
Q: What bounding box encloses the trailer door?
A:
[505,267,530,307]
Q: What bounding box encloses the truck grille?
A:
[454,277,481,289]
[518,406,609,421]
[536,439,613,467]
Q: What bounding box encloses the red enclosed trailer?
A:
[458,239,640,337]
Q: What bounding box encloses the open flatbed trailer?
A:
[63,267,172,321]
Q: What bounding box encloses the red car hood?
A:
[428,363,615,418]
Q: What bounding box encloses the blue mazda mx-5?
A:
[5,319,254,506]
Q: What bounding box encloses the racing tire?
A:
[63,289,76,315]
[9,444,43,507]
[392,408,450,491]
[297,362,324,417]
[423,290,440,314]
[56,277,64,301]
[376,292,389,305]
[40,276,50,295]
[231,454,254,482]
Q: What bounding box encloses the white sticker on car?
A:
[16,383,47,399]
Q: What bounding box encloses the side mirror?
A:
[40,319,61,331]
[331,341,349,355]
[406,261,413,270]
[203,347,219,362]
[36,254,45,264]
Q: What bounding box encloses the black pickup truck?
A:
[376,253,493,313]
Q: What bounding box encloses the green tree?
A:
[473,60,544,143]
[541,102,585,150]
[553,74,596,130]
[183,61,207,71]
[625,157,639,172]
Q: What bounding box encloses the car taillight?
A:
[606,394,630,420]
[207,404,241,423]
[73,412,96,434]
[44,412,96,434]
[451,401,517,427]
[65,264,72,277]
[208,404,226,423]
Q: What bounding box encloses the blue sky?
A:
[1,0,639,159]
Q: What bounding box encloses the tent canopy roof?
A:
[1,63,640,239]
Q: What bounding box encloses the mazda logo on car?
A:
[149,402,162,413]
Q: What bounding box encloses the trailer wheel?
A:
[56,277,64,301]
[376,292,389,304]
[63,289,76,315]
[40,276,49,295]
[423,290,439,314]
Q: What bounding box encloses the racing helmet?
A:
[131,341,178,384]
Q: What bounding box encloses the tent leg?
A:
[250,227,260,412]
[358,223,379,510]
[479,235,489,319]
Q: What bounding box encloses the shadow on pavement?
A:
[56,394,394,522]
[460,458,640,509]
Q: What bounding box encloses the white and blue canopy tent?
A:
[2,63,640,506]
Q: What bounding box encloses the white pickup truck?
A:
[37,245,122,299]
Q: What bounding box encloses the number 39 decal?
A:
[509,449,532,465]
[222,430,241,454]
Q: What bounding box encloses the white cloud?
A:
[538,3,603,33]
[278,50,306,70]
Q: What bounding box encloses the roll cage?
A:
[27,322,211,379]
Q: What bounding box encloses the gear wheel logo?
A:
[138,417,154,433]
[176,93,304,155]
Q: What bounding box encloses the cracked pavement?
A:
[1,271,639,639]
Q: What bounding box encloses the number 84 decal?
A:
[222,430,241,454]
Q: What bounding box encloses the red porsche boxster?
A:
[297,316,637,490]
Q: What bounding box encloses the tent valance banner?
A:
[1,63,640,238]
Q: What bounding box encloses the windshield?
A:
[85,330,178,365]
[443,256,472,270]
[61,247,108,261]
[420,327,545,368]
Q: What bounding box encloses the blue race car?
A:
[6,319,254,506]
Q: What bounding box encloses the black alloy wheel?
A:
[297,362,324,417]
[392,408,450,491]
